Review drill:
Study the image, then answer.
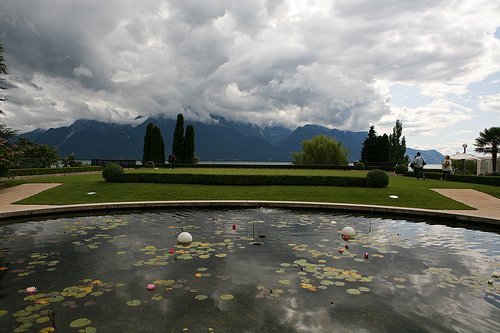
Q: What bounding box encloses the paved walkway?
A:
[432,188,500,220]
[0,183,62,213]
[0,183,499,224]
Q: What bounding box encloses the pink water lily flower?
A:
[146,283,156,291]
[26,286,37,294]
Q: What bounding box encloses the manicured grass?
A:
[3,169,500,210]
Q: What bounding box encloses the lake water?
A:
[0,209,498,332]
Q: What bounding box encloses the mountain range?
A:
[20,115,444,163]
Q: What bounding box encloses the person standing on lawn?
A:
[412,152,426,180]
[441,155,452,180]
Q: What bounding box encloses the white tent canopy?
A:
[450,153,481,160]
[450,152,480,175]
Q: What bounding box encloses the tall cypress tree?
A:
[360,125,378,164]
[183,124,195,164]
[377,133,390,163]
[142,123,154,164]
[172,113,185,162]
[143,123,166,166]
[150,126,166,165]
[389,120,409,164]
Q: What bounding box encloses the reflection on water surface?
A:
[0,209,499,332]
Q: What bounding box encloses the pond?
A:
[0,208,499,332]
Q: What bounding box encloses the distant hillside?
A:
[20,115,444,163]
[406,148,444,164]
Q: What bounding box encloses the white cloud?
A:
[379,99,473,136]
[478,93,500,113]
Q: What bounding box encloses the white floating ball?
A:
[177,232,193,244]
[341,226,356,237]
[330,220,337,225]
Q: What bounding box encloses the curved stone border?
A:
[0,200,498,226]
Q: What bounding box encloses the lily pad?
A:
[80,327,97,333]
[219,294,234,301]
[346,289,361,295]
[126,300,142,306]
[0,310,7,316]
[35,317,50,323]
[70,318,91,328]
[195,295,208,300]
[278,279,292,285]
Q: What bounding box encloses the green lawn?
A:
[3,169,499,210]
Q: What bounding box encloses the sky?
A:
[0,0,499,155]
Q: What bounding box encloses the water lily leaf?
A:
[219,294,234,301]
[80,327,97,333]
[70,318,91,328]
[152,295,163,301]
[35,316,50,323]
[346,289,361,295]
[278,279,292,285]
[126,300,142,306]
[0,310,7,316]
[320,280,334,286]
[195,295,208,300]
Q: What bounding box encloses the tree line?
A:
[360,120,409,167]
[142,113,196,166]
[292,120,409,167]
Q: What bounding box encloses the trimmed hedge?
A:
[6,166,102,177]
[103,172,389,188]
[404,171,500,186]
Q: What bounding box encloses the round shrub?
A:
[144,161,155,168]
[102,163,124,182]
[354,162,365,170]
[395,164,408,175]
[367,169,389,188]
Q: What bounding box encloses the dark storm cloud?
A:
[0,0,498,133]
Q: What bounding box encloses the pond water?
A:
[0,209,499,333]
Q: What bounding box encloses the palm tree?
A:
[475,127,500,174]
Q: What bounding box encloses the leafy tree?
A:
[16,138,59,168]
[0,40,7,115]
[0,124,17,176]
[389,120,409,164]
[360,125,378,164]
[183,124,195,164]
[142,123,165,166]
[475,127,500,174]
[61,153,82,167]
[172,113,185,162]
[292,135,349,165]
